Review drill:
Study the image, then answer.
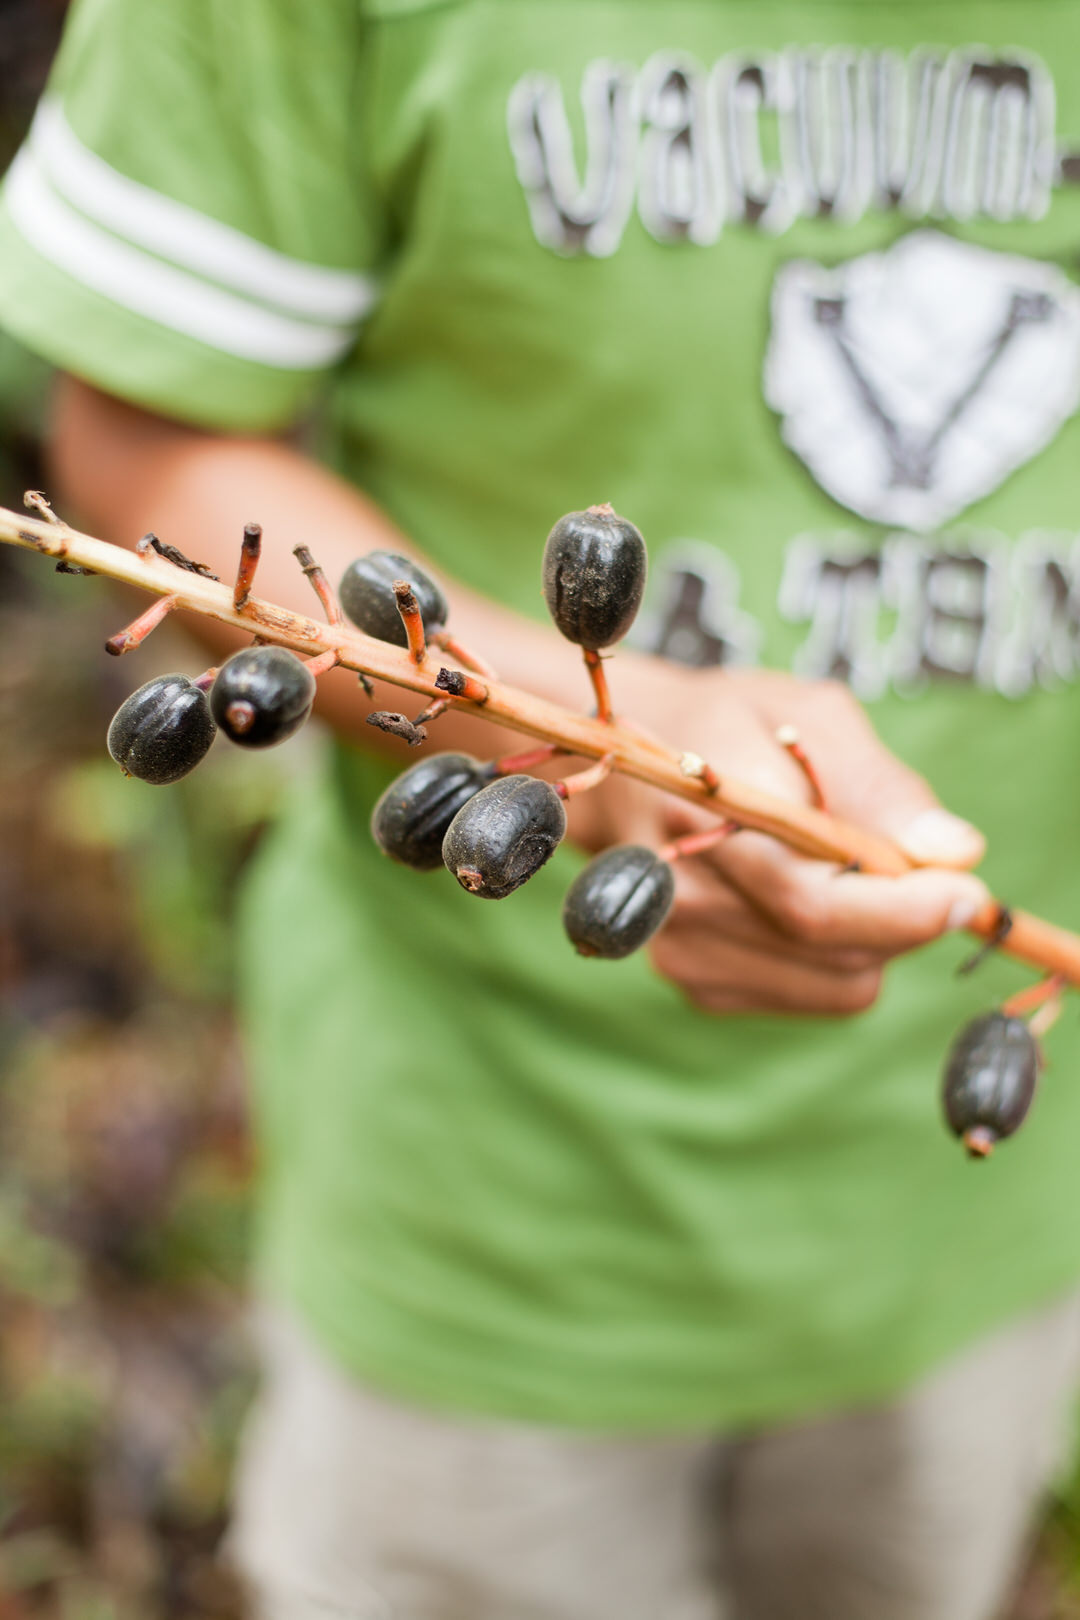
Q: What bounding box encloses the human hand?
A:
[564,662,989,1016]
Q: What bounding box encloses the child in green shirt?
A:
[5,1,1080,1614]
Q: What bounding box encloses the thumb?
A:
[895,805,986,871]
[833,749,986,871]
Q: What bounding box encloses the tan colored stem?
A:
[5,503,1080,985]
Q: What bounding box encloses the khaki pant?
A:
[230,1295,1080,1620]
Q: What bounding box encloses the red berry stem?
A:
[1001,973,1067,1019]
[233,522,262,611]
[304,648,340,679]
[412,697,451,728]
[492,742,562,776]
[104,592,179,655]
[583,649,614,724]
[659,821,739,863]
[776,724,827,810]
[294,542,344,627]
[393,580,427,664]
[555,752,615,799]
[431,631,498,680]
[192,666,219,692]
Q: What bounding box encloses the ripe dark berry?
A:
[210,647,315,748]
[942,1011,1040,1158]
[339,551,448,647]
[372,753,494,871]
[443,775,567,899]
[563,845,675,959]
[542,505,647,650]
[107,673,216,784]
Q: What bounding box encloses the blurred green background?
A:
[1,3,1080,1616]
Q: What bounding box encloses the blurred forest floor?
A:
[0,329,271,1617]
[4,4,1080,1616]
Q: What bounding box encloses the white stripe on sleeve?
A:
[30,99,376,326]
[5,147,357,369]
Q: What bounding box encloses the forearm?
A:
[47,377,597,760]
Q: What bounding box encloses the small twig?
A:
[24,489,63,525]
[659,821,739,862]
[583,648,614,723]
[294,543,344,626]
[366,711,427,747]
[394,581,427,664]
[1031,995,1066,1042]
[431,631,498,680]
[304,648,340,679]
[358,672,375,698]
[435,667,489,704]
[555,752,615,799]
[233,523,262,610]
[776,724,827,810]
[679,751,721,794]
[104,593,179,655]
[412,697,450,728]
[493,742,562,777]
[1002,974,1067,1020]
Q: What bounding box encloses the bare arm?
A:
[49,376,588,760]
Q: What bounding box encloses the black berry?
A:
[942,1011,1040,1157]
[340,551,448,647]
[542,505,647,651]
[107,673,216,784]
[443,775,566,899]
[210,647,315,748]
[563,845,675,959]
[372,753,494,871]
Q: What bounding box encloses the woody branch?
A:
[4,499,1078,987]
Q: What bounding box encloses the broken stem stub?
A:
[233,523,262,611]
[105,593,179,656]
[295,542,344,626]
[394,580,427,664]
[434,667,488,704]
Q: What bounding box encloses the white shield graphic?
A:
[763,230,1080,532]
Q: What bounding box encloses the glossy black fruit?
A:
[339,551,449,647]
[210,647,316,748]
[942,1011,1040,1157]
[107,673,216,784]
[563,845,676,959]
[541,505,647,651]
[372,753,495,871]
[443,774,567,899]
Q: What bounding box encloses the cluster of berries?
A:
[102,500,1058,1154]
[370,505,674,959]
[107,647,316,781]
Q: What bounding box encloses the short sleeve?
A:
[0,0,381,431]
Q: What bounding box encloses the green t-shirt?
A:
[5,0,1080,1428]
